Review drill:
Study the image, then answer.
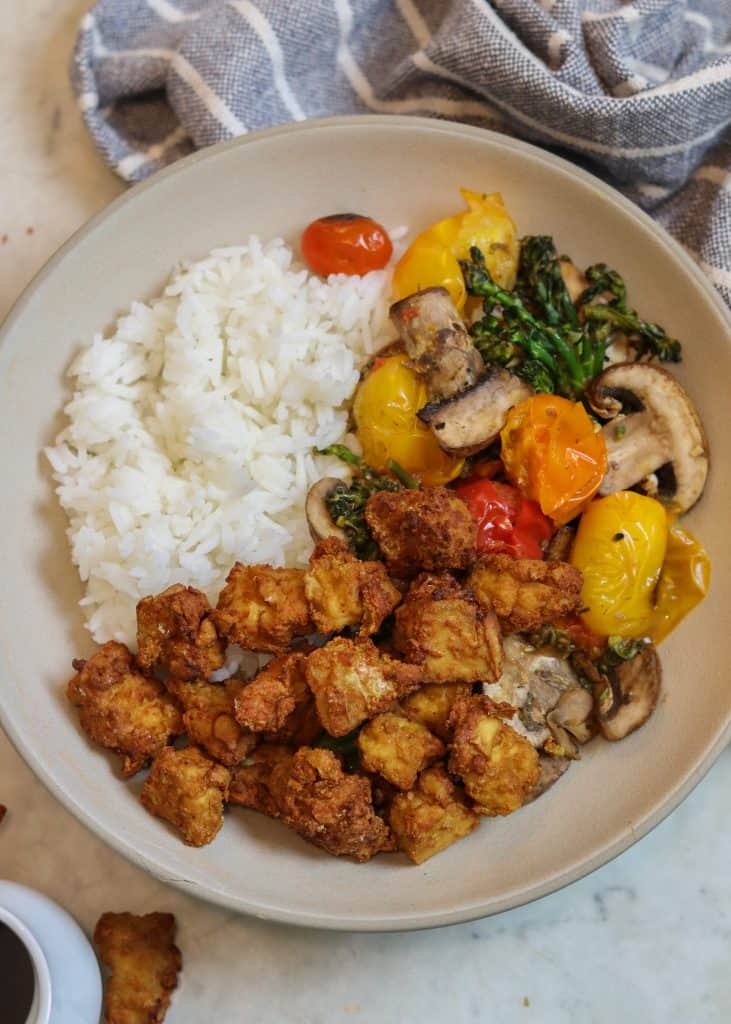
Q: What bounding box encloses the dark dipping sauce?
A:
[0,920,35,1024]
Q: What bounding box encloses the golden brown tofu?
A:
[136,583,224,682]
[469,554,583,634]
[393,574,503,684]
[400,682,472,741]
[67,642,182,778]
[304,636,422,737]
[140,745,230,847]
[94,911,181,1024]
[168,678,256,767]
[233,650,321,747]
[448,696,540,816]
[364,486,477,577]
[304,537,401,635]
[228,743,294,817]
[357,712,444,790]
[389,765,479,865]
[213,563,312,653]
[269,747,394,861]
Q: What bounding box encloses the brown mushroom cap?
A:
[524,753,571,803]
[305,478,347,543]
[418,367,534,456]
[546,687,596,756]
[594,643,662,741]
[588,362,709,514]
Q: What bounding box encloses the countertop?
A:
[2,4,731,1023]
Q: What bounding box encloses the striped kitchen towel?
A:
[72,0,731,304]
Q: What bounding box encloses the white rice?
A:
[46,234,402,646]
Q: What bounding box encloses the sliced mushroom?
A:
[594,643,661,741]
[418,367,534,456]
[545,524,576,562]
[524,754,571,804]
[545,687,596,758]
[389,287,484,402]
[484,635,580,749]
[588,362,709,514]
[305,478,347,543]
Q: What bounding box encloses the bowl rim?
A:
[1,114,730,932]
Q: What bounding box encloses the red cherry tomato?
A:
[454,478,554,560]
[301,214,393,277]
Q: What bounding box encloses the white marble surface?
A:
[2,4,731,1022]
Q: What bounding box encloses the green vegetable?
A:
[463,246,605,399]
[387,459,419,489]
[316,445,403,559]
[526,625,576,653]
[580,263,682,363]
[462,239,682,400]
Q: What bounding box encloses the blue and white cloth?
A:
[72,0,731,304]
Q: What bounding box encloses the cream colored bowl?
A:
[1,117,729,930]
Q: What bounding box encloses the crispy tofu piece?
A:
[269,747,394,861]
[229,744,294,817]
[140,745,230,847]
[393,574,503,684]
[213,564,312,653]
[400,682,472,741]
[469,554,583,634]
[389,765,479,865]
[94,911,181,1024]
[304,636,422,737]
[448,696,540,816]
[304,537,401,635]
[364,486,477,576]
[233,650,321,746]
[357,712,444,790]
[136,584,224,682]
[67,642,182,778]
[167,678,256,767]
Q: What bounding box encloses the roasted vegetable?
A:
[580,263,682,363]
[462,240,683,400]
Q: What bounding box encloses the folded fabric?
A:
[72,0,731,304]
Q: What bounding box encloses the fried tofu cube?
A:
[393,574,503,684]
[304,636,422,737]
[269,747,394,861]
[213,564,312,653]
[304,537,401,635]
[389,765,479,865]
[67,642,182,778]
[229,743,294,818]
[140,745,230,847]
[364,486,477,577]
[168,678,256,767]
[357,712,445,790]
[94,911,181,1024]
[468,554,583,634]
[448,696,540,816]
[400,682,472,741]
[136,583,224,682]
[233,650,321,746]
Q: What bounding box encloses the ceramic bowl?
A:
[1,117,729,931]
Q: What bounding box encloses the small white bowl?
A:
[0,882,101,1024]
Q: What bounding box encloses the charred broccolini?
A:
[462,239,681,400]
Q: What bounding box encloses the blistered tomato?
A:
[301,214,393,276]
[571,491,668,638]
[500,394,607,525]
[392,189,519,312]
[454,478,554,559]
[353,354,463,486]
[649,523,710,643]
